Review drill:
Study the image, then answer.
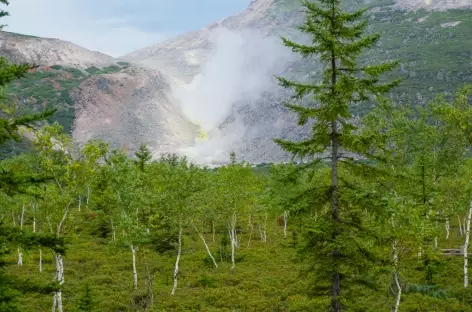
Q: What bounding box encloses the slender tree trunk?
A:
[131,245,138,290]
[192,223,218,269]
[283,211,288,239]
[464,201,472,288]
[78,196,81,212]
[86,186,90,207]
[145,264,154,309]
[33,217,42,273]
[171,221,183,295]
[445,216,450,240]
[459,215,464,236]
[392,239,402,312]
[329,4,341,303]
[212,221,216,243]
[229,213,237,269]
[331,118,341,312]
[111,219,116,243]
[434,213,439,248]
[17,205,25,266]
[262,214,267,243]
[247,215,253,248]
[52,253,64,312]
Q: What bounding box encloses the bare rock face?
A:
[0,30,197,156]
[71,66,196,154]
[0,31,116,69]
[123,0,279,82]
[393,0,472,11]
[122,0,472,164]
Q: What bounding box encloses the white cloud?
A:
[3,0,167,56]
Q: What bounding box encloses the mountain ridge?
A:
[2,0,472,163]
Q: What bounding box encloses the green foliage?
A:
[85,66,100,75]
[75,284,97,312]
[134,144,152,172]
[117,61,130,67]
[274,0,400,309]
[271,1,472,112]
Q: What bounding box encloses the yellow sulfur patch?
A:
[198,130,208,140]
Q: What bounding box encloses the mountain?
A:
[124,0,472,163]
[2,0,472,163]
[0,31,196,157]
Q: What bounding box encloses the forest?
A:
[1,0,472,311]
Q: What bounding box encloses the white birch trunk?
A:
[18,205,25,266]
[17,248,23,266]
[262,214,267,243]
[33,217,42,273]
[392,239,402,312]
[464,201,472,288]
[192,223,218,269]
[86,186,90,207]
[229,213,237,269]
[459,215,464,236]
[171,221,183,295]
[283,211,288,239]
[78,196,81,212]
[52,253,64,312]
[445,217,450,240]
[258,223,264,242]
[229,228,236,269]
[131,245,138,290]
[247,215,253,248]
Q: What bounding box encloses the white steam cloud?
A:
[173,27,293,164]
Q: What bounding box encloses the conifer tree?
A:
[274,1,400,310]
[135,144,152,172]
[0,1,63,311]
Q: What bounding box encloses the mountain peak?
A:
[0,31,116,69]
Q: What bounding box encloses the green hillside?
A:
[5,63,128,135]
[271,1,472,107]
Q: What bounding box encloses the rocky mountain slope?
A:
[2,0,472,163]
[0,31,196,157]
[124,0,472,163]
[0,31,117,69]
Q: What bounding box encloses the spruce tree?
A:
[274,1,400,310]
[0,1,62,310]
[134,144,152,172]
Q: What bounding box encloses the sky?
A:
[3,0,252,57]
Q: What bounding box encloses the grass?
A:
[6,209,472,311]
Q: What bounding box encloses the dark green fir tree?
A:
[0,2,63,311]
[274,1,401,311]
[134,143,152,172]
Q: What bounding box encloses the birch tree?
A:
[157,157,206,294]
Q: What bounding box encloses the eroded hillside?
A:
[0,31,196,157]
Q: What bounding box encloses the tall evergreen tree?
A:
[274,1,400,310]
[0,2,63,311]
